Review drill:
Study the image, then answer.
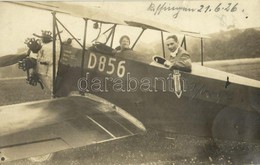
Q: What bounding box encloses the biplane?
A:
[0,2,259,163]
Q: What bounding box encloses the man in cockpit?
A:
[164,35,192,72]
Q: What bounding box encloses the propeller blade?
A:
[0,51,29,67]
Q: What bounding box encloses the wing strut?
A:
[110,25,117,47]
[201,38,204,66]
[104,24,116,45]
[80,18,88,96]
[55,18,83,48]
[55,17,63,69]
[180,35,187,51]
[52,12,57,97]
[161,31,165,58]
[131,28,145,50]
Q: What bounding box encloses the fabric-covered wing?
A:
[8,2,208,38]
[0,95,145,162]
[125,20,210,38]
[8,2,126,25]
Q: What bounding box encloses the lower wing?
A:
[0,95,145,162]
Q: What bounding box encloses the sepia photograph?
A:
[0,1,260,164]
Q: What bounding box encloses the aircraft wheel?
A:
[212,107,260,142]
[28,153,53,162]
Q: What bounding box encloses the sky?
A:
[0,1,259,55]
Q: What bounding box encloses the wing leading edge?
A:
[8,2,209,38]
[0,95,145,162]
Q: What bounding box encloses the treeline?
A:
[134,27,260,63]
[189,28,260,62]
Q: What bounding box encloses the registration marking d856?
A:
[87,53,126,78]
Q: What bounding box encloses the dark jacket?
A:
[169,47,192,72]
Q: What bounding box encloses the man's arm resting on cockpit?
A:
[165,53,192,72]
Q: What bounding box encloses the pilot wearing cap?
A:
[164,35,192,72]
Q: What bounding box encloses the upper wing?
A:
[0,95,145,162]
[8,2,209,38]
[125,20,210,38]
[8,2,126,25]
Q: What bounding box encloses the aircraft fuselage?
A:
[54,44,260,142]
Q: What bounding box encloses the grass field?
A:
[4,131,260,165]
[201,58,260,81]
[0,78,50,106]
